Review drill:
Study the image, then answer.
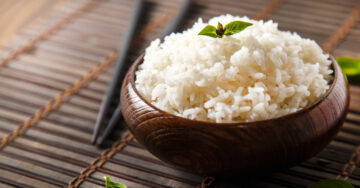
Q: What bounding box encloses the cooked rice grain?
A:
[135,15,332,123]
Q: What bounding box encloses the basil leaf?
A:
[336,56,360,84]
[308,179,353,188]
[105,176,127,188]
[198,25,219,38]
[224,21,252,36]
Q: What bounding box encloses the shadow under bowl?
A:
[120,54,349,176]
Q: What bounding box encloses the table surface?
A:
[0,0,359,187]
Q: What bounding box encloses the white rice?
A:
[135,15,333,123]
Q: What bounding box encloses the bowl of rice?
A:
[120,15,349,176]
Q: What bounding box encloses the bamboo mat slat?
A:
[0,0,359,187]
[0,0,66,47]
[334,22,360,57]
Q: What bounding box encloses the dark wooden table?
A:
[0,0,359,187]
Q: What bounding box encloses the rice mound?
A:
[135,15,333,123]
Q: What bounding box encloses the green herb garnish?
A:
[105,176,127,188]
[336,56,360,84]
[198,21,252,38]
[308,179,354,188]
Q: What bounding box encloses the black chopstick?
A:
[98,0,193,146]
[91,0,145,144]
[162,0,192,37]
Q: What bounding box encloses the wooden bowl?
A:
[120,54,349,176]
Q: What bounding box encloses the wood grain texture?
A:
[121,54,350,176]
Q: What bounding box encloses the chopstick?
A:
[98,0,193,146]
[91,0,145,144]
[162,0,192,37]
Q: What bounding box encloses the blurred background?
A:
[0,0,65,46]
[0,0,359,187]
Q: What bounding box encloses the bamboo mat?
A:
[0,0,66,46]
[0,0,359,187]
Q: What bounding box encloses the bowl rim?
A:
[127,54,340,126]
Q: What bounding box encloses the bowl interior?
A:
[129,54,338,126]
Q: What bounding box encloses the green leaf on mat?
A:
[105,176,127,188]
[336,56,360,84]
[308,179,354,188]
